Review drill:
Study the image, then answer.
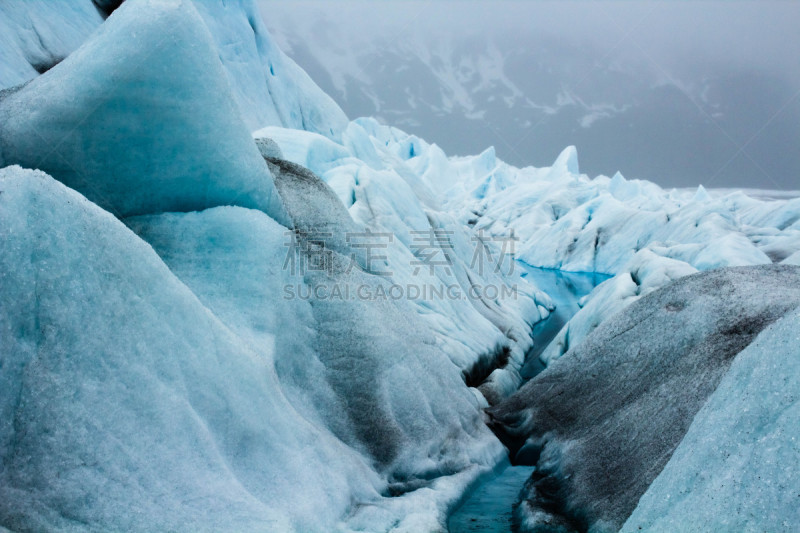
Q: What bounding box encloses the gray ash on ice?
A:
[487,265,800,533]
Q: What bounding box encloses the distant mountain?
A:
[265,10,800,190]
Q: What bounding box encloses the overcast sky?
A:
[262,1,800,190]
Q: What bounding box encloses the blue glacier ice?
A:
[0,0,347,140]
[0,0,287,220]
[488,265,800,533]
[0,0,103,86]
[0,167,380,532]
[1,0,800,531]
[622,305,800,532]
[190,0,348,137]
[126,201,508,529]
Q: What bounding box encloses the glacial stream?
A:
[448,264,610,532]
[518,264,611,380]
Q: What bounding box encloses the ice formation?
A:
[189,0,349,137]
[0,167,378,532]
[396,136,798,276]
[0,1,544,530]
[0,0,287,220]
[1,0,800,531]
[0,1,103,85]
[622,304,800,532]
[0,0,347,139]
[254,121,552,403]
[488,266,800,532]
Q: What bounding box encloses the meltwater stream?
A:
[448,264,609,532]
[448,463,536,532]
[517,264,611,380]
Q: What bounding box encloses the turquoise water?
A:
[448,264,609,532]
[517,264,610,381]
[447,464,536,532]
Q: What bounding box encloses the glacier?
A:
[0,1,543,530]
[0,0,346,139]
[0,167,380,532]
[488,265,800,532]
[622,303,800,533]
[371,125,800,378]
[0,0,288,220]
[1,0,800,532]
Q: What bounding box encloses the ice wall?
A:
[0,0,287,221]
[0,167,381,532]
[488,265,800,533]
[0,0,347,140]
[622,305,800,532]
[0,2,543,530]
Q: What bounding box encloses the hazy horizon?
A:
[261,0,800,191]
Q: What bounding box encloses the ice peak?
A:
[553,145,580,176]
[693,184,712,203]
